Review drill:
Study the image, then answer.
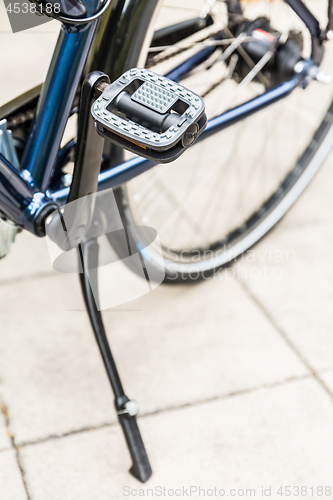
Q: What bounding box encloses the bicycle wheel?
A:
[111,0,333,282]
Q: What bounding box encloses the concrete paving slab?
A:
[20,378,333,500]
[0,450,27,500]
[235,221,333,373]
[0,261,306,445]
[0,231,54,284]
[0,400,11,451]
[0,273,114,445]
[320,369,333,393]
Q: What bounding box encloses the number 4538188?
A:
[5,3,61,14]
[277,486,331,496]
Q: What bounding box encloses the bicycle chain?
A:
[6,109,36,129]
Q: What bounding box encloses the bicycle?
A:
[1,0,333,483]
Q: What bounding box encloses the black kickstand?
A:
[78,237,152,483]
[52,70,152,482]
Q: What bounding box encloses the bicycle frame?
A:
[0,0,326,235]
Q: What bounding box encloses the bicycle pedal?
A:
[91,68,207,163]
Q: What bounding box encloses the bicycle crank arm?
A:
[91,68,207,163]
[46,72,110,249]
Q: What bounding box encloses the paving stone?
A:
[0,259,306,445]
[0,450,27,500]
[20,378,333,500]
[0,231,54,284]
[0,399,11,451]
[236,221,333,372]
[320,370,333,393]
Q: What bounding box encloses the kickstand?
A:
[78,237,152,483]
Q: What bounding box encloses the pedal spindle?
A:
[91,68,207,163]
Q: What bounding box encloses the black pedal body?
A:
[91,68,207,163]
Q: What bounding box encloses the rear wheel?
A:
[113,0,333,282]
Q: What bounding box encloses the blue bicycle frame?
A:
[0,0,325,235]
